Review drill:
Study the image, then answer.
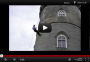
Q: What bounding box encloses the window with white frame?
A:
[58,10,66,17]
[57,34,67,48]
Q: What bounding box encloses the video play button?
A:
[38,23,52,33]
[43,25,48,30]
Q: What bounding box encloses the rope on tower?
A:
[29,20,40,50]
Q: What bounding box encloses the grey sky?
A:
[9,5,40,51]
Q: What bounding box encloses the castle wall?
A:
[40,5,81,27]
[34,23,81,51]
[34,5,81,51]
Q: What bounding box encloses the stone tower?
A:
[34,5,81,51]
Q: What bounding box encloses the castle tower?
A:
[34,5,81,51]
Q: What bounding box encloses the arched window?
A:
[58,10,66,17]
[57,34,67,48]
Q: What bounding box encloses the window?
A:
[57,34,67,48]
[58,10,66,17]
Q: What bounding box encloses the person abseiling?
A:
[32,25,41,36]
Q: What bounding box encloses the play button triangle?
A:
[43,25,48,30]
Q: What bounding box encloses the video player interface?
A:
[0,0,90,62]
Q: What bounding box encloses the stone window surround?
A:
[58,10,66,17]
[54,31,70,39]
[57,34,67,48]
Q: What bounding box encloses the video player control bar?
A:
[0,55,90,62]
[0,57,90,62]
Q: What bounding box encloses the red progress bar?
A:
[3,55,90,57]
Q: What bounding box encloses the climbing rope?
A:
[29,20,40,51]
[29,32,35,50]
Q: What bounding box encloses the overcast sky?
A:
[9,5,40,51]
